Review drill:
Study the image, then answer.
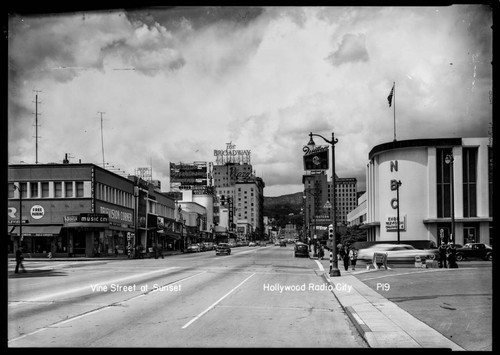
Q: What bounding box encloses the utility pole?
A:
[33,90,42,164]
[98,112,106,168]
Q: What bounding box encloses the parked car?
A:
[357,243,438,263]
[248,242,256,247]
[202,242,215,251]
[215,243,231,255]
[186,244,201,253]
[294,243,309,257]
[279,241,287,247]
[455,243,492,261]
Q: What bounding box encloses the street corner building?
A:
[361,137,492,247]
[7,163,187,258]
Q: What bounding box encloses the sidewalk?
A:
[8,250,184,262]
[318,261,464,350]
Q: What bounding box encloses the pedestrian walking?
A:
[447,243,459,268]
[153,244,158,259]
[349,248,358,271]
[318,244,324,260]
[114,246,119,257]
[342,245,350,271]
[438,242,448,268]
[15,247,26,273]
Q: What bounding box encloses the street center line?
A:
[181,272,256,329]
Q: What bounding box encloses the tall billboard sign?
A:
[303,145,329,171]
[214,142,251,165]
[170,162,208,190]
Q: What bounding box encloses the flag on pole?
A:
[387,84,394,107]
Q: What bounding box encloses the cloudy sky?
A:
[8,6,493,196]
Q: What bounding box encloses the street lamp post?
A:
[308,132,341,277]
[445,154,455,243]
[396,180,402,244]
[13,184,23,247]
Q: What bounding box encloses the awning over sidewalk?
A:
[9,225,62,236]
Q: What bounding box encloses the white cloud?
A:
[8,6,492,196]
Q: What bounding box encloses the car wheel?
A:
[487,253,493,261]
[455,253,465,261]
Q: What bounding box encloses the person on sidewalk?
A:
[342,245,350,271]
[318,244,324,260]
[438,242,448,268]
[447,242,459,268]
[15,247,26,273]
[349,247,358,271]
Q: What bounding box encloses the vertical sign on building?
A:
[91,166,95,213]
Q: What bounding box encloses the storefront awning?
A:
[9,225,62,236]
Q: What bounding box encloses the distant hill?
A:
[263,192,304,228]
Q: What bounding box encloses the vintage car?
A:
[357,243,438,263]
[215,243,231,256]
[455,243,492,261]
[294,242,309,257]
[186,244,201,253]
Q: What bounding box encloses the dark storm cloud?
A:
[326,33,369,66]
[126,6,266,31]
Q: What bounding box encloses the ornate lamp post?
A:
[308,132,341,277]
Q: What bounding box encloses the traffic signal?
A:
[328,224,334,239]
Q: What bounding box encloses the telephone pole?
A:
[98,112,106,168]
[33,90,42,164]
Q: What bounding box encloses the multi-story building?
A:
[363,137,492,246]
[328,177,358,227]
[302,171,358,241]
[8,162,181,257]
[347,192,367,227]
[212,162,265,239]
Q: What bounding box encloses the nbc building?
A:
[362,137,493,246]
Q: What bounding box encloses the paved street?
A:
[8,245,367,348]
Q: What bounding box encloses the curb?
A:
[319,271,373,345]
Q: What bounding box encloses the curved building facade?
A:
[364,138,492,246]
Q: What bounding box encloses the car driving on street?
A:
[215,243,231,255]
[294,243,309,257]
[357,243,438,264]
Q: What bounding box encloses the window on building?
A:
[54,182,62,198]
[436,148,452,218]
[41,182,49,197]
[76,182,84,197]
[463,148,477,218]
[8,183,15,198]
[65,182,73,197]
[31,183,39,198]
[19,182,27,198]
